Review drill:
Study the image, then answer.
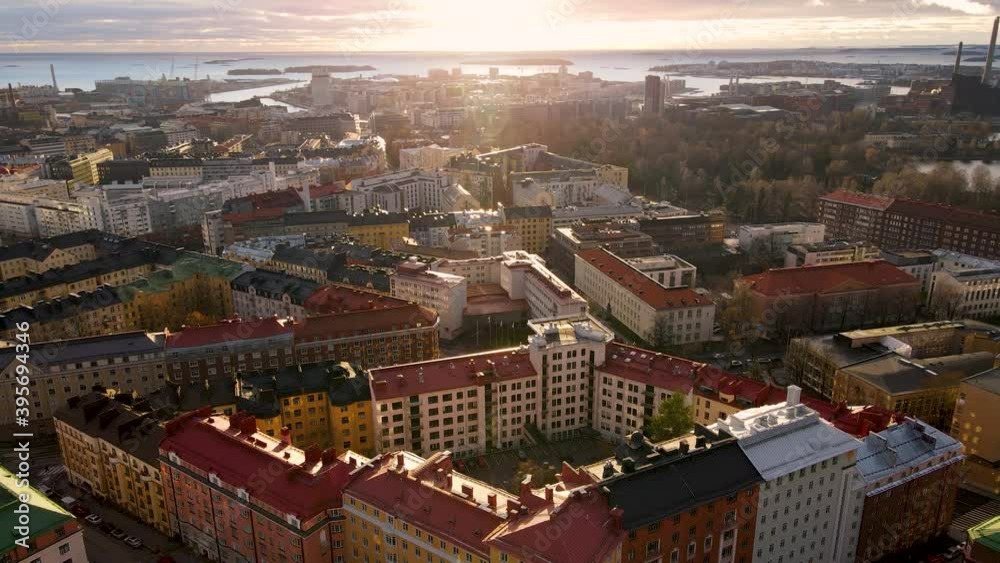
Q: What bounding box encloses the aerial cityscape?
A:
[2,2,1000,563]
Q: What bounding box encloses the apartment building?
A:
[0,466,88,563]
[348,169,478,213]
[707,387,863,563]
[585,432,762,563]
[549,221,659,281]
[159,410,368,563]
[852,419,964,563]
[164,317,296,383]
[0,285,135,341]
[398,143,464,171]
[951,367,1000,498]
[784,240,880,268]
[499,205,552,254]
[230,269,321,321]
[346,211,410,248]
[737,261,920,339]
[235,362,374,455]
[511,168,600,207]
[391,260,467,340]
[54,392,173,534]
[344,450,625,563]
[576,248,715,345]
[68,148,114,185]
[369,315,613,457]
[817,191,1000,259]
[0,331,168,432]
[738,223,826,255]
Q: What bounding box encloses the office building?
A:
[638,212,725,249]
[549,221,658,281]
[784,241,880,268]
[951,367,1000,498]
[644,75,663,114]
[576,248,715,345]
[738,223,826,255]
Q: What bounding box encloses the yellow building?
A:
[951,367,1000,498]
[68,147,113,185]
[53,391,173,535]
[501,205,553,254]
[0,230,100,281]
[347,211,409,249]
[236,362,375,456]
[344,451,624,563]
[833,351,995,430]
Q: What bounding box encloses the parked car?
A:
[98,522,114,534]
[69,504,89,518]
[110,528,127,540]
[712,352,725,360]
[729,360,744,368]
[124,536,143,549]
[84,514,103,525]
[943,543,965,560]
[38,485,54,497]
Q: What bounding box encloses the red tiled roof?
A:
[819,191,893,210]
[886,199,1000,232]
[306,183,347,199]
[165,317,293,349]
[303,285,412,314]
[485,489,624,563]
[222,208,287,224]
[577,249,711,310]
[344,455,506,557]
[739,260,917,296]
[600,343,706,394]
[369,348,537,401]
[160,413,356,521]
[293,304,437,343]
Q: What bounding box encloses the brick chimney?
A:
[544,485,554,503]
[610,507,624,530]
[321,447,338,465]
[304,444,322,464]
[239,415,257,435]
[487,493,497,509]
[280,426,291,444]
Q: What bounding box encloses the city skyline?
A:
[3,0,1000,53]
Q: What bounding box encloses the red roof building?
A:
[738,261,921,337]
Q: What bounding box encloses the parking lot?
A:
[458,436,615,493]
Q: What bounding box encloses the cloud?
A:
[918,0,993,15]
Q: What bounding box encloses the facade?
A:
[738,223,826,255]
[587,432,762,563]
[951,367,1000,498]
[638,212,725,249]
[927,251,1000,319]
[499,205,553,254]
[576,248,715,345]
[817,191,1000,259]
[164,317,296,383]
[623,254,697,288]
[784,241,880,268]
[852,419,963,563]
[348,169,478,213]
[644,74,663,114]
[737,261,920,338]
[159,410,366,563]
[707,387,863,563]
[230,269,321,321]
[549,221,658,281]
[0,466,88,563]
[68,148,113,185]
[398,143,464,171]
[0,285,133,341]
[880,249,938,295]
[54,392,172,534]
[390,260,468,340]
[346,211,409,248]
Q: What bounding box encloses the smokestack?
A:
[50,64,58,91]
[983,17,999,84]
[955,42,964,74]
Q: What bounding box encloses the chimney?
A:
[487,493,497,509]
[786,385,802,407]
[983,17,999,84]
[304,444,322,464]
[955,41,964,74]
[239,415,257,435]
[461,484,474,498]
[544,486,554,503]
[280,426,291,444]
[519,475,532,500]
[321,447,337,465]
[229,411,245,430]
[396,452,405,470]
[50,64,58,91]
[610,507,624,530]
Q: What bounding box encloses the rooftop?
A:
[54,392,166,466]
[600,343,706,395]
[967,516,1000,554]
[0,331,164,372]
[165,317,293,349]
[963,367,1000,396]
[740,260,917,296]
[292,303,437,345]
[840,352,995,395]
[854,418,963,488]
[578,248,710,310]
[230,270,320,304]
[0,466,75,553]
[369,348,536,401]
[819,190,893,210]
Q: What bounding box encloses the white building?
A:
[739,223,826,255]
[927,250,1000,318]
[784,241,881,268]
[446,226,522,257]
[550,203,643,231]
[708,386,862,563]
[623,254,697,288]
[398,144,465,170]
[575,248,715,345]
[348,169,479,212]
[511,169,600,208]
[390,259,468,340]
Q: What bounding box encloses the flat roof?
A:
[577,248,710,310]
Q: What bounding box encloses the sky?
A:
[2,0,1000,53]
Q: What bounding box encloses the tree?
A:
[646,394,694,442]
[650,317,674,351]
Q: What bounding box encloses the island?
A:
[460,58,574,66]
[204,57,262,65]
[284,65,376,74]
[227,68,283,76]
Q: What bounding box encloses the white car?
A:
[124,536,143,549]
[84,514,103,525]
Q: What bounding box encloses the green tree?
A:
[646,394,694,442]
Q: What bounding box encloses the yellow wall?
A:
[348,222,409,249]
[329,401,374,456]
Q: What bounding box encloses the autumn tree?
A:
[646,394,694,442]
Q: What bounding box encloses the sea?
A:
[0,48,959,104]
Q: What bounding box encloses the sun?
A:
[411,0,558,51]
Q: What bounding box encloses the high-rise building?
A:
[644,75,663,115]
